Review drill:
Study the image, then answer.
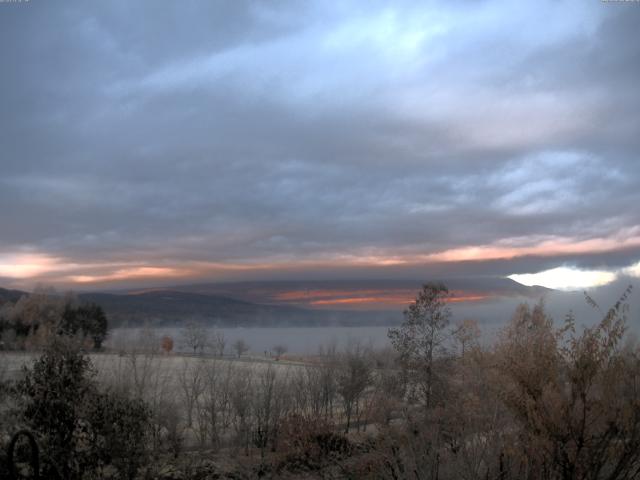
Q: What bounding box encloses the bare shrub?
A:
[275,413,350,474]
[495,287,640,480]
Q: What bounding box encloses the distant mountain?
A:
[0,285,396,327]
[0,277,552,328]
[134,277,552,310]
[0,287,26,304]
[77,289,397,327]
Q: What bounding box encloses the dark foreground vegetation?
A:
[1,283,639,479]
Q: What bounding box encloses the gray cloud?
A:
[1,0,639,287]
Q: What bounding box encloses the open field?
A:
[0,349,306,383]
[0,347,363,445]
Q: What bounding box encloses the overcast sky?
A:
[1,0,639,291]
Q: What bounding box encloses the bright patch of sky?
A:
[510,267,621,291]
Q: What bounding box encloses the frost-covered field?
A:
[0,350,323,449]
[0,350,303,383]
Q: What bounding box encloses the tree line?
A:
[0,289,108,351]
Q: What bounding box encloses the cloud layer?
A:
[1,0,639,289]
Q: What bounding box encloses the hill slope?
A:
[0,277,552,327]
[0,287,26,305]
[79,290,397,327]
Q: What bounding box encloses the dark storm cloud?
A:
[1,0,640,287]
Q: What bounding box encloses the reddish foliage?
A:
[161,335,174,354]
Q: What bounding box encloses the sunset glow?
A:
[66,267,189,284]
[1,234,638,292]
[270,288,492,310]
[424,231,640,264]
[308,294,490,308]
[0,254,67,279]
[1,0,639,295]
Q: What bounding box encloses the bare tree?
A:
[388,282,451,408]
[452,318,481,357]
[181,321,208,355]
[369,358,405,427]
[289,369,310,417]
[211,330,226,357]
[197,360,235,450]
[252,365,286,460]
[233,338,249,358]
[125,326,162,398]
[177,358,205,428]
[336,344,372,433]
[273,344,287,360]
[230,370,253,455]
[317,342,339,420]
[301,365,324,418]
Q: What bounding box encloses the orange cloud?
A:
[274,288,415,302]
[0,254,65,279]
[423,230,640,263]
[2,227,639,289]
[66,267,189,284]
[310,296,414,306]
[273,288,490,309]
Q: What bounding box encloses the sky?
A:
[1,0,640,295]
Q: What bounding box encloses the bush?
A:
[82,392,150,479]
[276,414,351,473]
[15,338,150,479]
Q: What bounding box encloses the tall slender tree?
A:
[388,282,451,408]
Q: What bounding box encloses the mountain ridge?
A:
[1,277,552,326]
